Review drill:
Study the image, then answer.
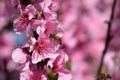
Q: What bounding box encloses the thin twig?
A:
[97,0,117,79]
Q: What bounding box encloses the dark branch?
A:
[97,0,117,79]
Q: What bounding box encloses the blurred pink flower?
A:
[0,32,15,59]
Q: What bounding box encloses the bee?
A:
[33,11,45,19]
[97,73,111,80]
[33,11,42,18]
[49,33,62,45]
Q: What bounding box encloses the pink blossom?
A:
[31,33,59,63]
[12,0,71,80]
[14,4,36,33]
[12,48,27,64]
[52,53,72,80]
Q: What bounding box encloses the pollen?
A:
[34,11,42,18]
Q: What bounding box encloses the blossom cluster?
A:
[12,0,71,80]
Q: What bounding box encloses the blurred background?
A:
[0,0,120,80]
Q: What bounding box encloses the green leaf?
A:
[47,73,58,80]
[65,60,72,70]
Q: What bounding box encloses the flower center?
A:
[34,42,45,52]
[20,13,29,24]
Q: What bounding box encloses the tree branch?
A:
[97,0,117,79]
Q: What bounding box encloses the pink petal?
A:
[12,48,27,63]
[58,69,72,80]
[13,19,26,33]
[45,20,58,35]
[25,4,36,20]
[32,51,44,63]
